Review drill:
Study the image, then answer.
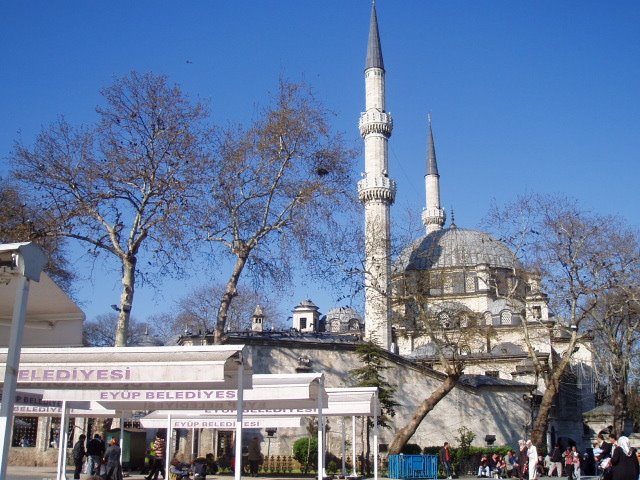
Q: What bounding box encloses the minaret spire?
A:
[358,1,395,351]
[422,114,446,234]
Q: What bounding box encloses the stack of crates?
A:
[388,454,439,479]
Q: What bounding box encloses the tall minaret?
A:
[422,114,446,234]
[358,1,396,350]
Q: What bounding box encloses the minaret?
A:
[357,1,395,350]
[422,114,446,234]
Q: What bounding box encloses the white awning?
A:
[139,414,304,430]
[0,345,248,390]
[41,372,325,412]
[0,272,84,347]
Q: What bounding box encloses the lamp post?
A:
[265,428,277,460]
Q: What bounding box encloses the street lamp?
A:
[0,242,47,480]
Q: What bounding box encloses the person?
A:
[103,437,123,480]
[440,442,453,479]
[192,457,208,480]
[565,447,575,480]
[492,453,507,478]
[611,436,639,480]
[526,440,538,480]
[147,432,167,480]
[72,434,87,480]
[169,456,190,480]
[518,440,529,480]
[87,434,106,476]
[247,436,262,477]
[205,453,219,475]
[549,443,563,477]
[506,450,519,478]
[141,439,157,476]
[571,446,581,480]
[478,455,490,478]
[597,434,614,477]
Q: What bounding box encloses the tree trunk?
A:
[214,253,249,344]
[388,374,459,454]
[115,256,136,347]
[612,367,628,436]
[530,345,575,446]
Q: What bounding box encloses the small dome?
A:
[134,329,164,347]
[396,227,517,271]
[293,299,319,312]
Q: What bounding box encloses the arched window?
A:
[438,312,452,329]
[500,309,513,325]
[484,311,493,326]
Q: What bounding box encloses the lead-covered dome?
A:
[396,226,517,271]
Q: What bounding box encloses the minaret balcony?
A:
[358,176,396,204]
[359,111,393,137]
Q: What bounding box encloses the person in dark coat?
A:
[440,442,453,479]
[72,434,87,479]
[611,436,639,480]
[103,437,123,480]
[518,440,529,480]
[87,434,106,476]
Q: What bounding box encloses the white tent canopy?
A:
[40,372,326,411]
[0,345,248,391]
[0,270,84,348]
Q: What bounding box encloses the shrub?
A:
[293,437,318,473]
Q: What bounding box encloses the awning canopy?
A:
[0,345,248,391]
[41,372,325,412]
[0,271,84,347]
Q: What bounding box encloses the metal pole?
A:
[351,416,357,477]
[0,275,30,480]
[234,356,244,480]
[317,379,324,480]
[165,413,172,480]
[373,394,379,480]
[341,418,346,476]
[119,414,125,470]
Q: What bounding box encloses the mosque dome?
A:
[396,226,517,271]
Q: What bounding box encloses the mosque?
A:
[179,2,597,461]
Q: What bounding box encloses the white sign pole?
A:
[165,412,172,479]
[341,417,346,476]
[351,415,357,477]
[317,380,324,480]
[0,275,30,480]
[233,356,244,480]
[119,413,125,470]
[373,393,379,480]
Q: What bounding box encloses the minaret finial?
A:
[365,0,384,71]
[427,113,438,176]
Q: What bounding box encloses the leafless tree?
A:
[197,80,358,343]
[486,193,639,445]
[0,181,74,291]
[83,312,157,347]
[387,291,485,454]
[152,284,285,337]
[11,71,209,346]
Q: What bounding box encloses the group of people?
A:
[473,439,540,480]
[71,433,123,480]
[465,434,639,480]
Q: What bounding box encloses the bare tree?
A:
[387,294,485,454]
[0,181,74,291]
[486,193,638,445]
[11,71,209,346]
[83,312,155,346]
[198,80,358,343]
[158,284,284,336]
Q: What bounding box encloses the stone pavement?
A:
[9,468,550,480]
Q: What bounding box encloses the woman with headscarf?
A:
[610,436,639,480]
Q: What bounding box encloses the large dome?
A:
[396,226,517,271]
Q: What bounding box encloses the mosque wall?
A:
[237,341,532,455]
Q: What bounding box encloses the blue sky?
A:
[1,1,639,325]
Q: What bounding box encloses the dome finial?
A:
[450,208,456,228]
